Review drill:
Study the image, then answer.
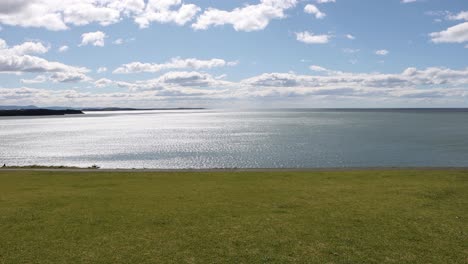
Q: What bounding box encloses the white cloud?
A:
[0,0,67,30]
[304,4,325,19]
[134,0,200,28]
[112,37,135,45]
[0,0,198,31]
[155,71,227,87]
[113,57,238,74]
[342,48,359,53]
[49,72,91,82]
[0,39,89,82]
[430,22,468,44]
[316,0,335,3]
[97,67,107,73]
[309,65,343,75]
[62,3,121,27]
[103,70,233,90]
[345,34,355,40]
[375,49,389,55]
[3,66,468,106]
[0,39,49,56]
[20,75,48,84]
[94,78,114,88]
[447,11,468,21]
[296,31,331,44]
[58,45,69,52]
[309,65,328,72]
[99,71,233,98]
[0,86,229,107]
[12,42,49,55]
[243,67,468,89]
[429,11,468,45]
[401,0,418,3]
[215,74,227,79]
[19,72,90,84]
[80,31,107,47]
[192,0,297,32]
[0,0,123,30]
[113,38,124,45]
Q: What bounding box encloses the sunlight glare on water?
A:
[1,109,468,168]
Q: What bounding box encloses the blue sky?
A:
[0,0,467,107]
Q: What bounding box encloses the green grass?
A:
[0,170,466,263]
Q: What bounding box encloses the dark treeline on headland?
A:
[0,106,206,116]
[0,109,83,116]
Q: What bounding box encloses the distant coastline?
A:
[0,106,205,116]
[82,107,205,111]
[2,106,468,116]
[0,109,83,116]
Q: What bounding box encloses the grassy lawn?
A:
[0,170,466,263]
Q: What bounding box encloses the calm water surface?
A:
[1,109,468,168]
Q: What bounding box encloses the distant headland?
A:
[0,105,205,116]
[0,109,84,116]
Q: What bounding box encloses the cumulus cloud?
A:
[134,0,200,28]
[0,86,231,107]
[342,48,359,53]
[58,45,69,52]
[156,71,223,87]
[304,4,325,19]
[192,0,297,32]
[94,78,114,88]
[0,39,89,82]
[0,39,49,56]
[375,49,389,55]
[112,37,135,45]
[113,38,124,45]
[19,72,90,83]
[401,0,418,3]
[242,67,468,90]
[447,11,468,21]
[227,65,468,100]
[97,67,107,73]
[0,87,96,106]
[296,31,331,44]
[309,65,328,72]
[80,31,107,47]
[235,67,468,101]
[428,11,468,45]
[49,72,91,83]
[0,0,197,31]
[117,71,233,90]
[345,34,355,40]
[0,54,87,74]
[113,57,238,74]
[0,55,79,72]
[430,22,468,44]
[3,66,468,106]
[20,75,48,84]
[316,0,335,3]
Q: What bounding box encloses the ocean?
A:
[1,109,468,169]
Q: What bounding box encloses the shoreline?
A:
[2,166,468,172]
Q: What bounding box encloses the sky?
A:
[0,0,467,108]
